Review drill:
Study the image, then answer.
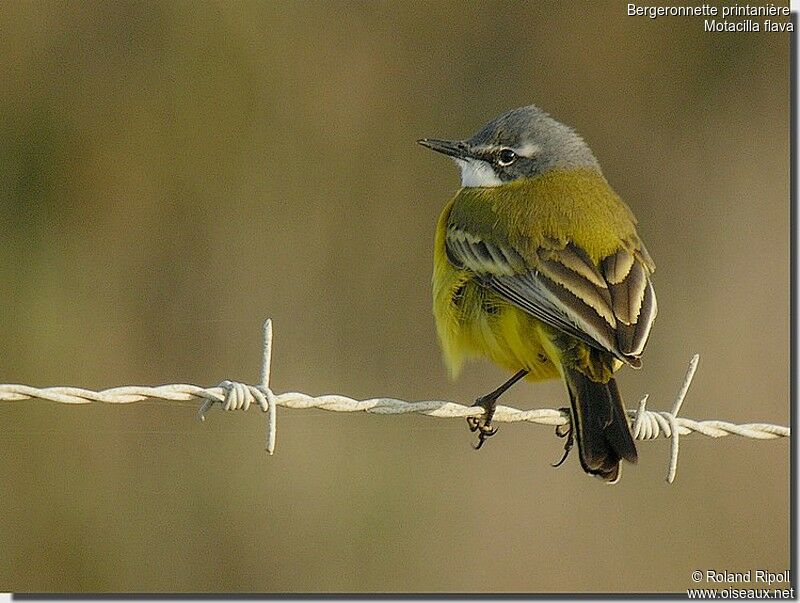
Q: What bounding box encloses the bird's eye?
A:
[496,148,517,166]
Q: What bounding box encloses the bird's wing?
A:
[445,224,657,366]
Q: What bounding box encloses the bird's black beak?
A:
[417,138,469,160]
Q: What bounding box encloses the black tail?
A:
[564,367,638,483]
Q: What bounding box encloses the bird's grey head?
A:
[418,105,600,188]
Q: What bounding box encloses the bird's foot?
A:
[552,407,574,468]
[467,393,499,450]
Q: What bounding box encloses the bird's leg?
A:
[552,407,575,467]
[468,369,529,450]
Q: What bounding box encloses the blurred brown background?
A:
[0,0,790,594]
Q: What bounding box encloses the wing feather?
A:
[487,271,619,355]
[603,249,635,284]
[445,225,657,365]
[606,258,647,325]
[537,257,616,326]
[551,244,608,288]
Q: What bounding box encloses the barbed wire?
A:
[0,319,789,483]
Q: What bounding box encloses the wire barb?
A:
[631,354,699,482]
[0,320,789,483]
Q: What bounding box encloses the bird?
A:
[419,105,657,482]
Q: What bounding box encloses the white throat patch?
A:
[454,158,503,188]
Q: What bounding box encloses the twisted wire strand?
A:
[0,320,789,483]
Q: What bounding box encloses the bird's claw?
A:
[473,423,498,449]
[552,407,574,468]
[467,395,498,449]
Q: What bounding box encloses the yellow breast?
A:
[432,199,560,381]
